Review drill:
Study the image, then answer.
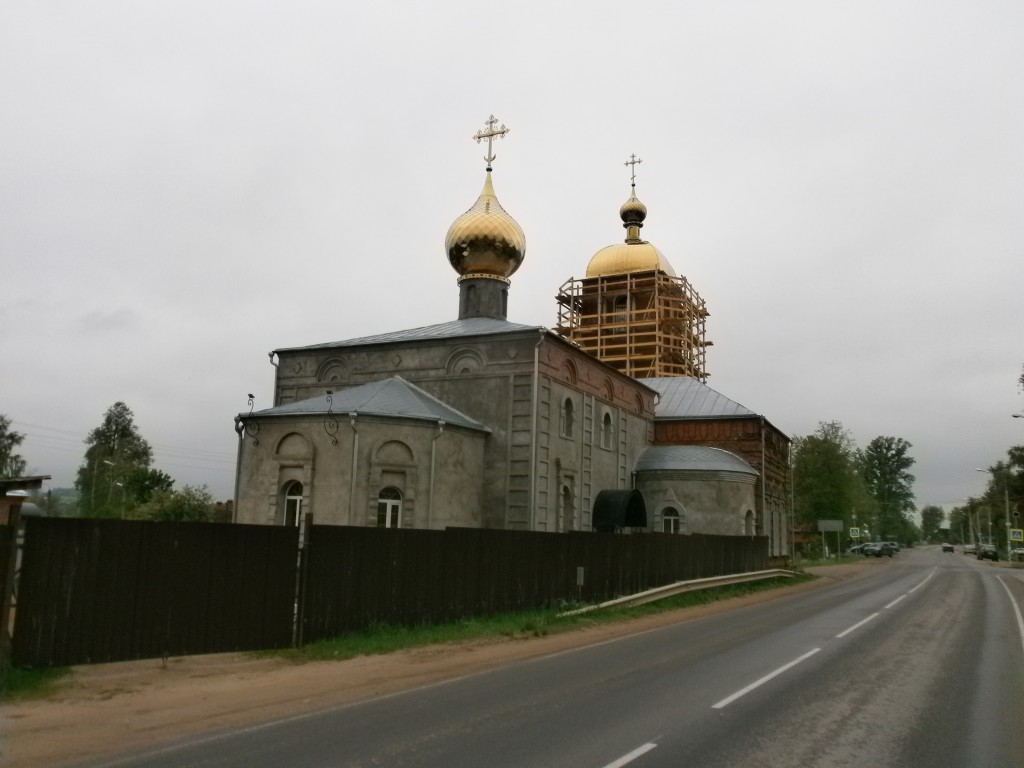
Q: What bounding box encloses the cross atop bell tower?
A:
[624,153,642,186]
[473,115,510,170]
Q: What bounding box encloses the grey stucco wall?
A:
[235,415,486,529]
[635,469,757,536]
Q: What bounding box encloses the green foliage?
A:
[75,402,154,518]
[133,484,215,522]
[0,414,27,478]
[123,467,175,508]
[973,449,1024,550]
[793,421,869,527]
[29,488,78,517]
[920,505,945,542]
[858,436,916,542]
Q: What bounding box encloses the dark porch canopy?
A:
[592,489,647,532]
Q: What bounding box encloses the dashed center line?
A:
[836,612,879,638]
[711,568,937,711]
[712,648,821,709]
[602,742,658,767]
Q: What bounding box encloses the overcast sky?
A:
[3,1,1022,514]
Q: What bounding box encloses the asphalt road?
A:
[83,547,1024,768]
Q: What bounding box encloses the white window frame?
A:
[662,506,682,534]
[282,481,303,526]
[377,486,403,529]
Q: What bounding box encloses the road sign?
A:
[1010,528,1023,543]
[850,527,861,539]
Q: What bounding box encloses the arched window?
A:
[377,486,403,529]
[282,481,303,526]
[600,411,614,450]
[745,509,756,536]
[612,295,628,333]
[662,506,682,534]
[561,483,575,532]
[560,397,575,438]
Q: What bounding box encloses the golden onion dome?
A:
[585,185,676,278]
[619,188,647,226]
[445,170,525,280]
[586,242,676,278]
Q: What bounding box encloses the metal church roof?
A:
[640,376,758,420]
[277,317,544,352]
[634,445,757,475]
[250,377,490,433]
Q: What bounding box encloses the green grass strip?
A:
[275,574,814,664]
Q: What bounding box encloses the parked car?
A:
[885,541,900,553]
[941,542,955,552]
[862,542,894,558]
[977,544,999,561]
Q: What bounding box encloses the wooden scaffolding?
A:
[554,270,711,381]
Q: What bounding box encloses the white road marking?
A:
[602,742,658,767]
[835,612,879,638]
[711,648,821,709]
[711,564,937,713]
[907,568,936,593]
[997,576,1024,659]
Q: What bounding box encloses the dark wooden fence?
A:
[12,518,298,667]
[300,527,766,643]
[9,518,768,668]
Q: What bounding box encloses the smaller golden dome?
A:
[445,171,526,280]
[585,183,676,278]
[619,188,647,228]
[586,242,676,278]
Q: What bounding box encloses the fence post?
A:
[294,512,314,648]
[0,507,22,675]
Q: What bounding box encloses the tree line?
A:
[792,421,920,547]
[1,403,222,522]
[944,447,1024,550]
[793,420,1023,551]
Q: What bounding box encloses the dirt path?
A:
[0,563,873,768]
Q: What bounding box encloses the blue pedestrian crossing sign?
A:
[1010,528,1023,543]
[850,527,861,539]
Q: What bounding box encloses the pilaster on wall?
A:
[618,407,629,490]
[580,395,594,531]
[533,376,552,531]
[507,373,534,530]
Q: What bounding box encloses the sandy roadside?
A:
[0,562,875,768]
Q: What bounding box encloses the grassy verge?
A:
[1,574,815,698]
[272,573,814,664]
[793,555,868,569]
[1,662,72,702]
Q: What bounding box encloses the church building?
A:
[233,117,791,557]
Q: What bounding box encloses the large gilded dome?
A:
[585,186,676,278]
[445,171,525,281]
[586,241,676,278]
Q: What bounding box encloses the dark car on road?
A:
[977,544,999,561]
[862,542,894,557]
[941,542,954,552]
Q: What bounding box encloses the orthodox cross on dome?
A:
[624,153,642,186]
[473,115,510,170]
